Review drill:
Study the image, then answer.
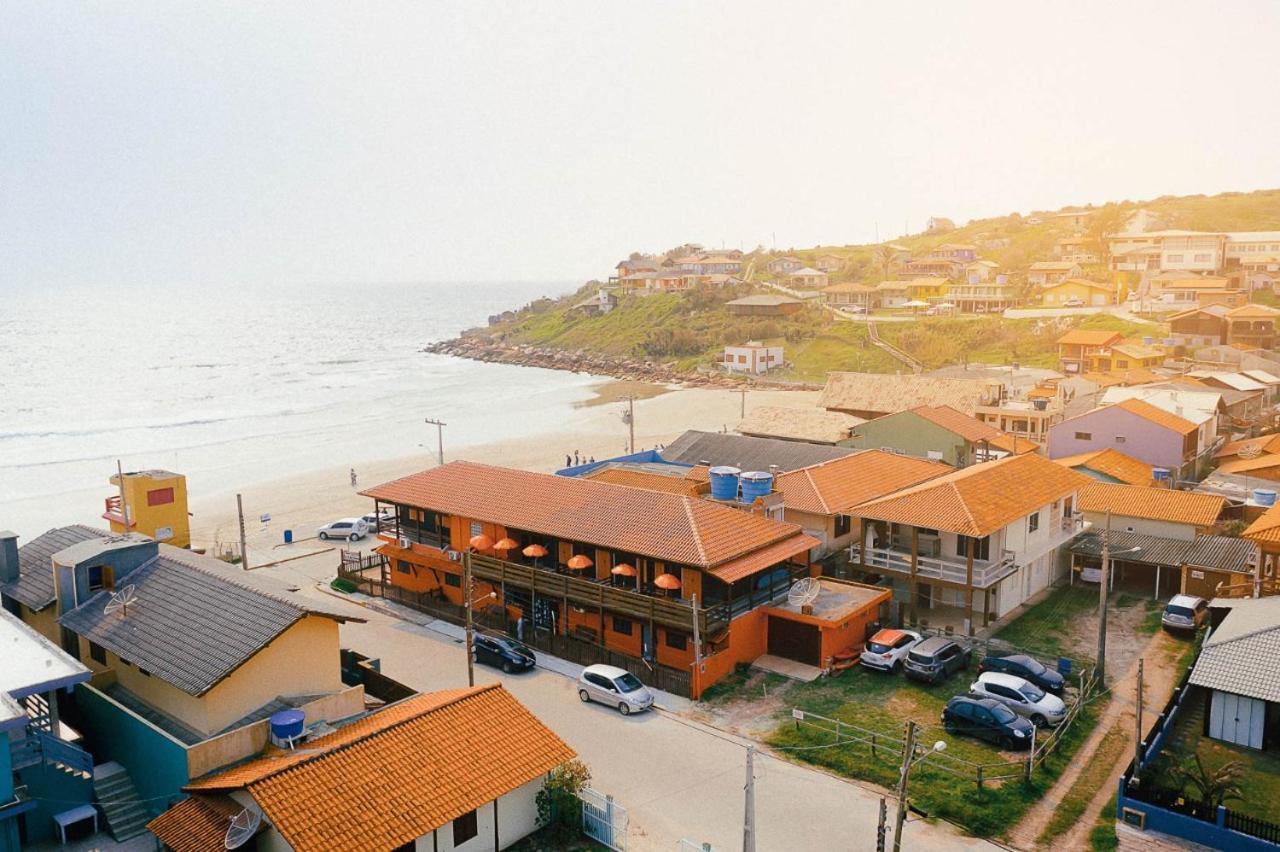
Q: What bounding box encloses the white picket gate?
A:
[581,786,627,851]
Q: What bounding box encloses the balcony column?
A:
[965,538,975,636]
[908,527,919,625]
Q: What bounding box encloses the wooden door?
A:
[767,617,821,666]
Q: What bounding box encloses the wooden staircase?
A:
[93,761,150,841]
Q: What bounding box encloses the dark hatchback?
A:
[978,653,1065,696]
[941,696,1036,750]
[903,637,972,684]
[474,635,537,673]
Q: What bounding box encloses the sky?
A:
[3,1,1280,289]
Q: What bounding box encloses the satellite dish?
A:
[787,577,821,608]
[103,585,138,618]
[225,807,262,849]
[1239,443,1264,459]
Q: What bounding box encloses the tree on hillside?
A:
[871,244,898,282]
[1084,204,1130,268]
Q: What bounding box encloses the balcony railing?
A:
[9,735,41,770]
[8,731,94,778]
[850,544,1017,588]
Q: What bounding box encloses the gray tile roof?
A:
[1068,532,1254,575]
[1191,597,1280,703]
[1183,536,1255,574]
[59,545,357,697]
[0,525,107,611]
[661,430,855,472]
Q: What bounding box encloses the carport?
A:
[1068,530,1188,599]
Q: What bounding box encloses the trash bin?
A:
[283,529,293,544]
[1058,657,1072,676]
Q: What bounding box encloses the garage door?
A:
[1209,690,1266,749]
[767,617,821,667]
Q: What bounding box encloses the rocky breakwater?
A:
[424,336,819,390]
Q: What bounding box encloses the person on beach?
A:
[589,456,595,464]
[350,468,357,487]
[573,450,580,465]
[565,454,572,468]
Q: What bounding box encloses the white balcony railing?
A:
[850,543,1016,588]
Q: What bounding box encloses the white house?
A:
[150,684,574,852]
[1190,597,1280,750]
[852,454,1093,630]
[723,341,783,375]
[788,267,829,289]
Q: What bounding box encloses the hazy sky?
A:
[4,2,1279,288]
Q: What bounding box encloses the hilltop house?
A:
[1048,398,1207,482]
[1054,236,1098,265]
[875,280,910,308]
[1168,304,1231,347]
[821,282,878,311]
[1223,303,1280,350]
[150,685,574,852]
[362,462,838,694]
[851,454,1092,631]
[842,405,1003,467]
[766,256,803,275]
[1084,340,1166,373]
[1155,274,1242,307]
[1056,329,1124,374]
[1028,262,1083,287]
[788,267,829,289]
[904,277,950,303]
[948,277,1017,314]
[725,295,803,317]
[1041,278,1115,307]
[722,342,783,375]
[814,254,843,273]
[818,372,1000,420]
[571,289,618,317]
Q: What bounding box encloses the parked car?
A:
[473,634,536,673]
[941,696,1036,750]
[1162,594,1209,634]
[360,510,393,532]
[903,637,972,684]
[577,664,654,715]
[317,517,369,541]
[978,653,1065,696]
[969,672,1067,727]
[860,628,923,673]
[1062,297,1085,308]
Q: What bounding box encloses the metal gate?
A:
[581,787,627,851]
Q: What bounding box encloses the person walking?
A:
[565,453,572,468]
[574,450,580,465]
[350,468,357,488]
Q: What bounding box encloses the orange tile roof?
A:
[985,433,1040,455]
[362,461,813,570]
[147,794,243,852]
[1225,303,1280,319]
[684,464,711,483]
[184,685,575,852]
[1113,398,1199,435]
[1057,329,1124,346]
[853,454,1092,537]
[1215,434,1280,459]
[1216,453,1280,475]
[1076,483,1226,528]
[583,466,704,496]
[907,405,1003,443]
[1245,503,1280,544]
[774,450,951,516]
[1053,448,1155,486]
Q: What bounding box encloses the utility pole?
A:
[464,550,475,687]
[1095,510,1112,682]
[892,720,918,852]
[738,388,747,421]
[115,460,130,534]
[1135,657,1145,768]
[691,593,702,687]
[742,744,756,852]
[236,493,249,571]
[425,418,446,466]
[876,797,888,852]
[623,396,636,454]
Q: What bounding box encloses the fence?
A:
[581,787,627,851]
[337,555,694,697]
[917,625,1095,677]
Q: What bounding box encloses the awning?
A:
[1068,530,1190,567]
[707,533,820,584]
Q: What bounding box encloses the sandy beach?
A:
[188,382,817,558]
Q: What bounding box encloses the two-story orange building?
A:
[361,462,887,696]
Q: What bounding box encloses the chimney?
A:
[0,531,17,585]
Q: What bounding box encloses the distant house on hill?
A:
[1041,278,1115,307]
[1168,304,1231,347]
[725,294,804,317]
[818,372,999,420]
[821,281,878,311]
[1053,209,1093,230]
[814,254,843,273]
[571,289,618,316]
[1027,261,1083,287]
[876,280,910,308]
[926,216,955,233]
[788,267,829,289]
[1056,329,1123,374]
[766,256,804,275]
[722,341,783,375]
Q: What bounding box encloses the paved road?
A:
[273,554,998,851]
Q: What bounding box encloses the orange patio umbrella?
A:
[566,554,594,571]
[654,573,682,590]
[610,563,637,577]
[522,544,548,558]
[468,533,494,551]
[493,537,519,552]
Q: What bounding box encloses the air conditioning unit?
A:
[398,537,412,550]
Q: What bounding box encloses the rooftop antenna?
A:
[103,584,138,619]
[224,806,263,849]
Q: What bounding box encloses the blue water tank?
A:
[1256,489,1277,507]
[708,466,742,501]
[269,709,305,744]
[739,471,774,504]
[283,529,293,544]
[1152,468,1171,481]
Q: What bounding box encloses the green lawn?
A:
[1088,791,1120,851]
[992,586,1098,667]
[1037,721,1129,845]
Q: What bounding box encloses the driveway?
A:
[267,554,996,851]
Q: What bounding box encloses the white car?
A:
[317,517,369,542]
[969,671,1066,727]
[360,510,393,531]
[859,628,923,673]
[577,664,654,715]
[1061,297,1085,308]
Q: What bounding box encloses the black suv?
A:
[473,635,536,673]
[903,636,972,684]
[941,696,1035,750]
[978,653,1065,695]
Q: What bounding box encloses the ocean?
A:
[0,280,601,539]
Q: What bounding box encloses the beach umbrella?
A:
[522,543,548,559]
[468,533,494,551]
[566,554,594,571]
[654,572,682,590]
[610,563,637,577]
[493,537,519,552]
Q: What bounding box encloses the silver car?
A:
[577,664,654,715]
[969,672,1066,727]
[317,517,369,542]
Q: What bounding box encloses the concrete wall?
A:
[845,413,968,466]
[14,757,94,846]
[17,602,58,645]
[1048,407,1187,472]
[1081,512,1197,541]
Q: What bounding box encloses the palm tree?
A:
[1174,754,1246,810]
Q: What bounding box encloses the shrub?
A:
[536,760,592,842]
[330,577,357,594]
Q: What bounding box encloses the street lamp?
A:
[892,721,946,852]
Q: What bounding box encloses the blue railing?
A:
[37,732,94,776]
[8,736,41,770]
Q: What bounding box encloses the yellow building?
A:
[1085,340,1167,373]
[905,276,950,303]
[103,469,191,548]
[1040,278,1116,307]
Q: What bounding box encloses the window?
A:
[1194,253,1211,263]
[665,631,688,651]
[1115,435,1126,444]
[453,809,478,845]
[1074,431,1092,441]
[834,515,851,537]
[396,560,413,575]
[146,487,175,506]
[1028,511,1040,533]
[955,535,990,561]
[87,564,112,592]
[444,573,462,588]
[470,521,483,537]
[89,642,106,665]
[612,616,633,636]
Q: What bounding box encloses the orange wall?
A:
[692,609,769,698]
